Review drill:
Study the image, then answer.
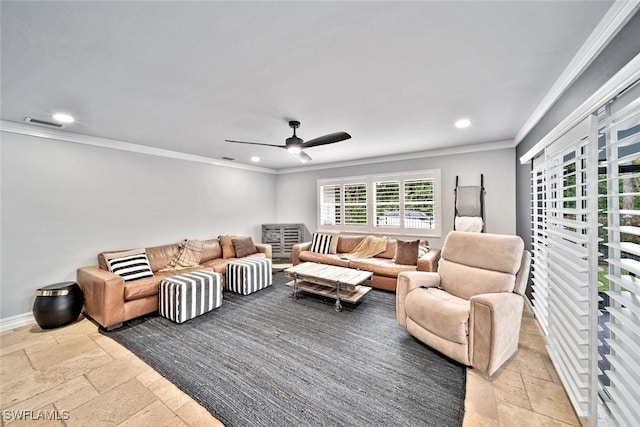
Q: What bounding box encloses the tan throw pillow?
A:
[218,235,237,259]
[395,239,420,265]
[232,237,258,258]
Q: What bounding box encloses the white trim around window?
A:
[317,169,442,237]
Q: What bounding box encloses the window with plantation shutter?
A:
[318,169,441,236]
[598,80,640,427]
[344,183,367,226]
[319,184,341,226]
[375,180,400,228]
[404,178,436,230]
[531,157,550,335]
[526,77,640,426]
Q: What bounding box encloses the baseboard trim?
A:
[0,312,36,333]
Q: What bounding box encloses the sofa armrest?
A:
[417,248,440,272]
[77,266,125,329]
[255,243,272,259]
[292,242,312,265]
[396,271,441,327]
[469,292,524,376]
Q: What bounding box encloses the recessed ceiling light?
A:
[454,118,471,129]
[52,113,74,124]
[251,156,261,163]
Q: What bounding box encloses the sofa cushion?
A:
[124,276,161,301]
[298,251,350,268]
[348,257,417,278]
[201,252,267,275]
[124,269,205,301]
[336,235,367,253]
[232,236,258,258]
[405,287,470,345]
[104,249,154,282]
[200,239,222,263]
[395,239,420,265]
[145,243,181,272]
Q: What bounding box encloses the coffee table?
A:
[284,262,373,312]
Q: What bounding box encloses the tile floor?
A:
[1,307,578,426]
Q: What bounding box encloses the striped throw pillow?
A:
[106,249,154,282]
[310,233,333,255]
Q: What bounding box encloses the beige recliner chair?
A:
[396,231,531,376]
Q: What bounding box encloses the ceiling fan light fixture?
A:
[287,146,302,154]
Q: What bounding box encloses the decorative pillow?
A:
[218,235,237,259]
[395,239,420,265]
[104,249,154,282]
[315,230,340,254]
[310,232,333,255]
[232,236,258,258]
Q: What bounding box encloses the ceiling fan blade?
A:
[302,132,351,148]
[294,150,312,163]
[224,139,285,149]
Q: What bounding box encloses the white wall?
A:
[275,147,517,248]
[0,132,277,318]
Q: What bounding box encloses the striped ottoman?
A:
[226,258,272,295]
[159,270,222,323]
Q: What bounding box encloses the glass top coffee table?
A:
[284,262,373,312]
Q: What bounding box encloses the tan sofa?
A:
[396,231,531,376]
[78,238,271,329]
[292,235,441,292]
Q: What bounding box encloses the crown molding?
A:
[515,0,640,145]
[520,52,640,164]
[2,120,516,175]
[277,139,516,174]
[0,120,278,175]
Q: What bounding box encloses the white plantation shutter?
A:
[404,178,436,230]
[531,156,550,335]
[543,127,599,420]
[319,184,341,226]
[528,78,640,427]
[374,180,400,228]
[599,80,640,426]
[344,183,367,226]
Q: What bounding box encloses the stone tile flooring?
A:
[1,308,578,426]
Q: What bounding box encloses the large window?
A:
[318,170,441,236]
[527,79,640,426]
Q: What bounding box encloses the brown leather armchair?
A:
[396,231,531,376]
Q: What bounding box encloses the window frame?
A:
[317,169,442,237]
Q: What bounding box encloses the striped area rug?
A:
[103,272,466,426]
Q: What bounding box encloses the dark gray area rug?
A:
[102,272,466,426]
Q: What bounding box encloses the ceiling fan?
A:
[225,120,351,163]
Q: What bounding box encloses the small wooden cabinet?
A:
[262,223,305,261]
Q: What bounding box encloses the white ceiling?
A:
[1,1,615,170]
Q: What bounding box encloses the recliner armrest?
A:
[396,271,441,327]
[469,292,524,376]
